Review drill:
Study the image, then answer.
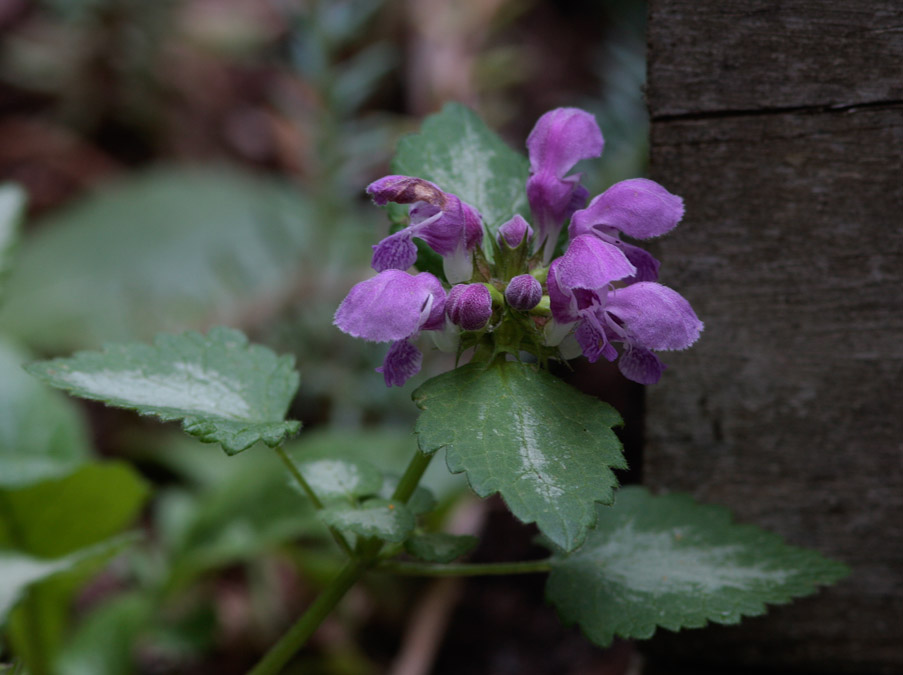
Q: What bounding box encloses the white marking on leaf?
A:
[60,363,252,419]
[301,460,364,497]
[587,524,791,595]
[515,407,564,502]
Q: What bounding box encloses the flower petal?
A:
[605,282,703,351]
[570,178,684,240]
[527,108,604,179]
[415,272,448,330]
[620,242,661,283]
[575,313,618,363]
[618,347,666,384]
[372,230,418,272]
[376,339,423,387]
[553,235,636,294]
[527,108,603,262]
[334,270,443,342]
[367,175,447,207]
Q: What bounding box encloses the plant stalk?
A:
[274,445,353,557]
[391,448,434,504]
[247,557,369,675]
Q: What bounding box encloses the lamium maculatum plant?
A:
[24,104,848,674]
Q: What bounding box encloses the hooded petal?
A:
[553,235,636,294]
[527,108,604,180]
[369,175,483,274]
[527,108,604,262]
[605,282,703,351]
[334,270,445,342]
[367,175,448,207]
[376,339,423,387]
[570,178,684,240]
[547,235,634,323]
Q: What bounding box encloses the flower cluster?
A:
[334,107,702,387]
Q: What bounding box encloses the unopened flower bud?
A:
[447,283,492,331]
[497,215,534,249]
[505,274,543,311]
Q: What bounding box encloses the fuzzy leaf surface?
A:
[414,361,626,551]
[26,327,300,454]
[546,487,851,647]
[392,102,530,231]
[320,499,415,543]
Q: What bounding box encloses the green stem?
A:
[391,449,434,504]
[273,445,353,558]
[247,558,369,675]
[378,559,553,577]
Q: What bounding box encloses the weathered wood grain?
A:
[648,1,903,117]
[646,2,903,671]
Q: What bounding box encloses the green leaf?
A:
[0,183,26,304]
[0,462,149,558]
[26,326,301,455]
[545,487,850,647]
[291,458,382,501]
[55,593,153,675]
[392,102,530,232]
[0,462,147,670]
[0,536,135,626]
[414,362,626,551]
[0,337,91,488]
[0,167,317,352]
[320,499,415,543]
[404,533,478,563]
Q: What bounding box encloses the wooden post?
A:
[645,2,903,672]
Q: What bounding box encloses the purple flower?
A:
[526,108,604,263]
[505,274,542,311]
[568,178,684,283]
[367,175,484,284]
[548,235,702,383]
[447,283,492,331]
[334,269,446,387]
[547,235,636,325]
[497,214,534,249]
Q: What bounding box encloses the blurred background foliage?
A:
[0,0,648,672]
